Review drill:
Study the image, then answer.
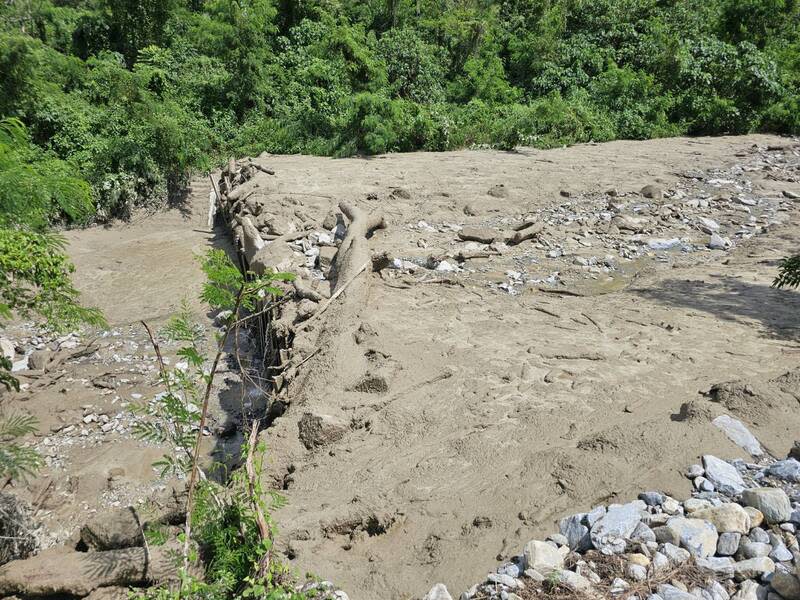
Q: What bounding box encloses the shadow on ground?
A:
[633,275,800,341]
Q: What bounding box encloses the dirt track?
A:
[220,135,800,599]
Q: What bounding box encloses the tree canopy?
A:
[0,0,799,221]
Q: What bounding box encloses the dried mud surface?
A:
[5,135,800,600]
[224,135,800,599]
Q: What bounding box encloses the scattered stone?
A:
[627,563,648,581]
[732,580,764,600]
[741,488,792,524]
[696,556,736,579]
[660,543,691,564]
[739,542,771,559]
[610,578,630,595]
[703,455,746,496]
[685,498,713,514]
[712,415,764,456]
[612,214,650,232]
[687,464,705,478]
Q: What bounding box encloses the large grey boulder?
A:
[741,488,792,524]
[712,415,763,456]
[767,459,800,482]
[559,513,592,552]
[703,455,746,496]
[590,502,643,554]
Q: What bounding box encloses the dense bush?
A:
[1,0,799,222]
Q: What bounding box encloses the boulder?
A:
[741,488,792,524]
[80,507,144,550]
[732,557,775,581]
[766,459,800,483]
[423,583,453,600]
[559,513,592,552]
[702,455,745,496]
[744,507,764,529]
[298,412,349,449]
[696,556,735,579]
[558,569,593,592]
[0,338,14,361]
[692,503,750,534]
[717,533,741,556]
[0,493,38,567]
[523,540,563,574]
[712,415,763,456]
[771,571,800,600]
[663,517,718,557]
[27,349,52,371]
[590,502,643,554]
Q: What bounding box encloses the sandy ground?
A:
[3,135,800,600]
[0,180,248,547]
[220,135,800,599]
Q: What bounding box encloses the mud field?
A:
[220,135,800,599]
[3,135,800,600]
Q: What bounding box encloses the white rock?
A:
[523,540,563,574]
[703,455,746,496]
[424,583,453,600]
[709,233,732,250]
[0,337,14,361]
[712,415,763,456]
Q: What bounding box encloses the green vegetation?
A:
[1,0,799,222]
[135,249,303,599]
[773,255,800,289]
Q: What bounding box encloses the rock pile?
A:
[422,425,800,600]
